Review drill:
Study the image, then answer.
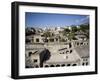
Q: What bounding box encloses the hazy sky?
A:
[25,12,89,28]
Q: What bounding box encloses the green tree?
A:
[80,24,89,39]
[26,27,36,36]
[63,28,70,36]
[71,26,78,32]
[43,31,51,37]
[68,32,75,41]
[80,24,89,32]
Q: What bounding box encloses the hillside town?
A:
[25,24,89,68]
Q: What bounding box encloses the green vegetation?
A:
[26,24,89,43]
[80,24,89,32]
[80,24,89,39]
[26,27,36,36]
[67,32,75,41]
[43,31,55,37]
[62,24,89,41]
[63,27,76,41]
[63,28,70,36]
[43,31,51,37]
[71,26,78,32]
